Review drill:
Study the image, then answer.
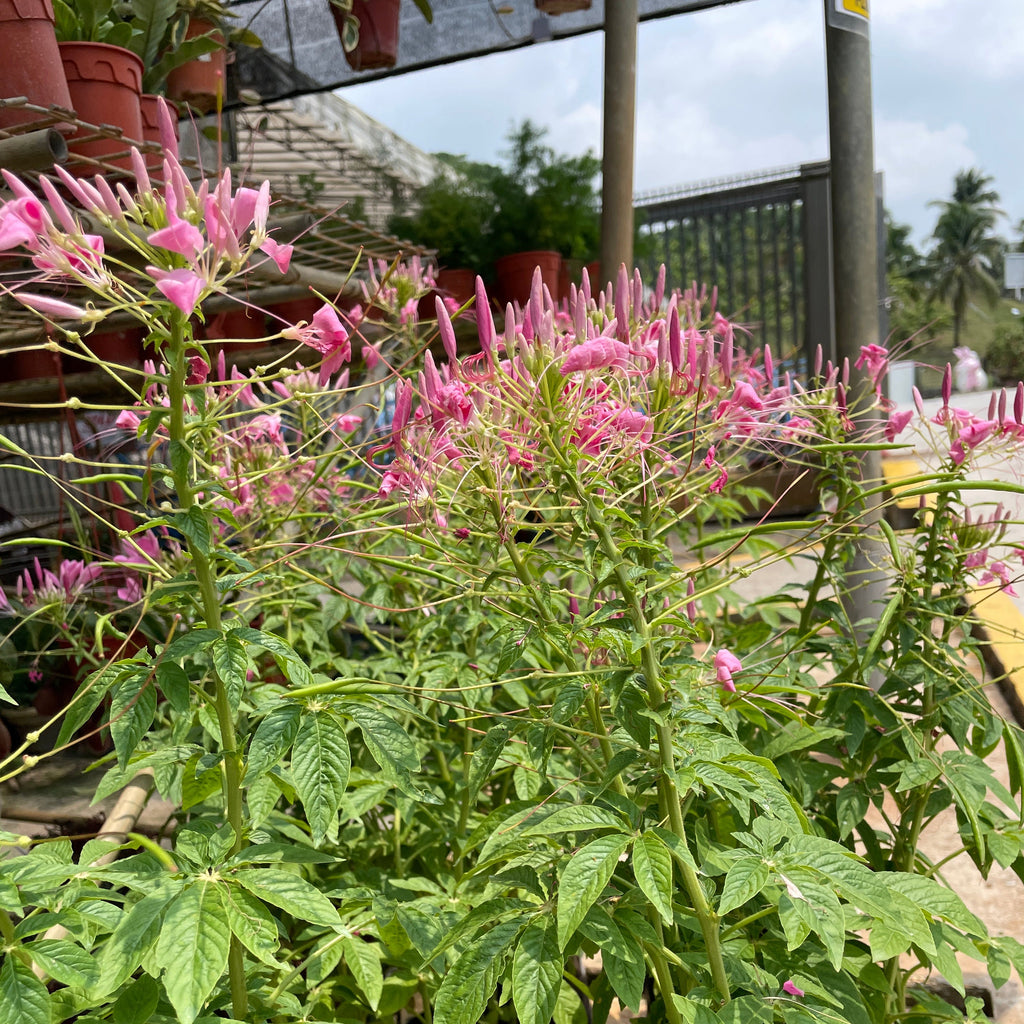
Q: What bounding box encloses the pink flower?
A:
[148,208,204,260]
[333,413,363,434]
[714,649,742,693]
[885,409,913,442]
[260,237,293,274]
[11,292,87,319]
[282,304,351,386]
[855,343,889,393]
[115,410,142,431]
[148,267,206,314]
[782,980,804,998]
[950,419,998,466]
[561,336,631,375]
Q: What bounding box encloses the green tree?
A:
[927,169,1002,346]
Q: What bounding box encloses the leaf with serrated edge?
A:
[631,831,673,921]
[718,857,769,917]
[220,884,284,968]
[341,934,383,1010]
[556,834,631,951]
[231,867,340,926]
[433,919,523,1024]
[291,709,350,844]
[26,938,98,989]
[512,917,562,1024]
[0,957,49,1024]
[153,879,230,1024]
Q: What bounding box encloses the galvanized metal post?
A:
[824,0,889,686]
[600,0,638,283]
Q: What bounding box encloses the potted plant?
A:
[164,0,261,113]
[329,0,432,72]
[53,0,145,169]
[0,0,73,130]
[388,153,497,306]
[490,120,600,305]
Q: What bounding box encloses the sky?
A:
[343,0,1024,251]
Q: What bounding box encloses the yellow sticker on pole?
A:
[840,0,868,18]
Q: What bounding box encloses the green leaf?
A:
[340,934,383,1010]
[229,628,313,687]
[631,830,673,921]
[512,917,562,1024]
[109,672,158,769]
[211,636,248,713]
[556,833,631,950]
[522,804,629,838]
[181,751,222,811]
[341,700,420,781]
[156,662,191,714]
[433,919,523,1024]
[112,974,160,1024]
[835,783,869,840]
[0,956,49,1024]
[886,873,985,935]
[231,868,341,927]
[715,995,772,1024]
[292,709,351,844]
[26,938,98,988]
[94,890,175,996]
[165,628,219,660]
[466,725,508,807]
[717,857,768,917]
[220,884,283,968]
[175,506,212,556]
[247,704,301,779]
[154,879,231,1024]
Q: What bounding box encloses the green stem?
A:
[165,313,247,1020]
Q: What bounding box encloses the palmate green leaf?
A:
[230,868,341,927]
[153,879,231,1024]
[93,889,176,997]
[26,938,98,988]
[556,833,631,951]
[432,918,524,1024]
[0,956,49,1024]
[512,917,562,1024]
[291,708,351,844]
[717,856,768,917]
[632,830,673,921]
[220,884,283,968]
[247,704,301,779]
[340,934,383,1010]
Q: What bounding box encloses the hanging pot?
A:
[0,0,72,130]
[495,250,561,308]
[534,0,592,13]
[165,18,227,114]
[59,41,144,172]
[336,0,401,72]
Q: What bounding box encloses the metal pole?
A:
[824,0,888,686]
[600,0,638,283]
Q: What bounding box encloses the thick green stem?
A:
[165,314,247,1020]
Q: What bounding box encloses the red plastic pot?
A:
[204,305,265,356]
[337,0,401,71]
[436,268,477,308]
[60,41,144,171]
[166,18,227,114]
[495,250,561,308]
[0,343,60,381]
[0,0,72,130]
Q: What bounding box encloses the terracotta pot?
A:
[337,0,401,71]
[535,0,592,12]
[59,42,143,171]
[557,258,585,304]
[436,268,477,308]
[139,93,176,172]
[165,18,227,114]
[204,305,265,355]
[494,250,561,308]
[0,0,72,129]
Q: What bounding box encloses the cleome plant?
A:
[1,99,1024,1024]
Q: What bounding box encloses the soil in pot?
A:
[0,0,73,130]
[60,41,144,172]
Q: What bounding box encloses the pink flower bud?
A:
[782,980,804,998]
[714,649,742,693]
[942,363,952,406]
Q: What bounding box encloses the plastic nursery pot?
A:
[0,0,73,130]
[165,18,227,115]
[337,0,401,71]
[557,258,585,305]
[436,268,477,308]
[59,41,144,172]
[534,0,592,12]
[494,250,561,308]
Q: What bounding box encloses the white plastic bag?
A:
[953,346,988,393]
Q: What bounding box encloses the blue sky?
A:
[343,0,1024,252]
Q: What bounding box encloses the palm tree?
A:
[927,169,1003,346]
[928,201,1001,345]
